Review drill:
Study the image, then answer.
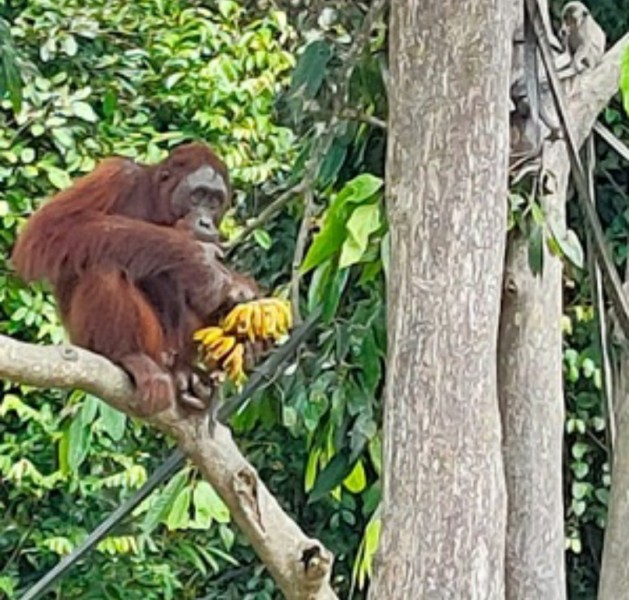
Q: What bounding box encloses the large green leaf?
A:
[301,174,383,273]
[308,450,352,503]
[287,40,332,104]
[192,480,230,527]
[339,202,381,269]
[98,401,127,441]
[141,470,188,534]
[166,487,191,530]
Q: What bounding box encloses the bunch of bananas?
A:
[193,298,293,386]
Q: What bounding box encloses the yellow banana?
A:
[193,326,224,345]
[221,304,246,332]
[207,335,237,360]
[262,305,278,339]
[251,304,264,340]
[235,305,254,337]
[223,342,244,370]
[275,304,288,334]
[223,343,246,384]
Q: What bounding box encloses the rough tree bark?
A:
[500,14,629,598]
[368,1,513,597]
[599,283,629,598]
[0,336,338,600]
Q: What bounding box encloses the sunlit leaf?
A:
[141,470,188,534]
[193,480,230,527]
[302,174,383,273]
[71,101,98,123]
[343,459,366,494]
[166,487,191,530]
[339,203,381,269]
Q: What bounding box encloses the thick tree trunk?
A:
[368,1,513,598]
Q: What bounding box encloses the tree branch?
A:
[567,33,629,147]
[0,335,338,600]
[290,188,315,323]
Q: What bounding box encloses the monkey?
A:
[559,2,606,74]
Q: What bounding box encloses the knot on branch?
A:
[59,345,79,362]
[296,540,334,596]
[504,274,519,297]
[233,465,264,532]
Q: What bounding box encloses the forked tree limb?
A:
[564,33,629,145]
[0,335,338,600]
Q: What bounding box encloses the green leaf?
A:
[302,174,383,273]
[368,434,382,477]
[306,257,349,321]
[141,470,187,534]
[45,166,72,190]
[309,450,352,503]
[572,499,587,517]
[98,402,127,441]
[20,148,35,164]
[51,128,75,150]
[288,40,332,103]
[621,45,629,116]
[595,487,609,505]
[548,222,584,269]
[67,409,92,472]
[30,123,45,137]
[219,524,235,551]
[581,358,595,378]
[166,487,191,530]
[318,140,347,187]
[71,101,98,123]
[218,0,239,18]
[339,203,381,269]
[571,442,590,460]
[103,89,117,118]
[305,448,320,493]
[343,459,366,494]
[62,35,78,56]
[253,228,272,250]
[571,461,589,479]
[193,480,230,525]
[572,481,590,500]
[381,231,390,281]
[527,222,544,276]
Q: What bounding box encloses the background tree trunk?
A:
[368,1,513,597]
[599,336,629,598]
[599,281,629,599]
[499,145,568,600]
[500,28,629,599]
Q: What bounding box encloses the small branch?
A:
[339,108,387,130]
[227,182,306,251]
[594,122,629,163]
[0,335,337,600]
[290,188,316,323]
